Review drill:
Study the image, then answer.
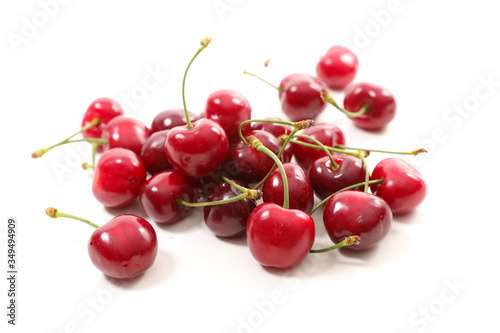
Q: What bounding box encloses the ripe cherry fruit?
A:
[140,130,173,175]
[151,109,199,133]
[102,116,152,156]
[316,45,359,90]
[81,97,124,141]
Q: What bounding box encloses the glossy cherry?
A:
[102,116,151,156]
[81,97,124,140]
[139,170,197,224]
[204,179,257,238]
[344,82,396,131]
[225,130,281,183]
[279,73,327,122]
[140,130,172,175]
[204,89,253,144]
[150,109,198,133]
[323,191,392,250]
[92,148,147,208]
[316,45,359,90]
[309,155,366,200]
[292,122,346,172]
[263,163,314,212]
[251,118,294,163]
[246,202,315,269]
[370,158,427,215]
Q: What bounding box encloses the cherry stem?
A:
[293,134,339,170]
[359,154,370,193]
[178,189,261,207]
[247,135,289,209]
[321,89,368,118]
[237,118,315,146]
[45,207,100,229]
[336,144,427,156]
[220,176,250,194]
[288,139,366,158]
[182,37,212,130]
[309,236,361,253]
[243,71,284,93]
[31,118,102,158]
[309,179,384,216]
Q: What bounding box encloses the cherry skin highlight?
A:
[323,191,392,250]
[92,148,147,208]
[246,203,315,269]
[370,158,427,215]
[102,116,151,156]
[88,214,158,279]
[151,109,199,133]
[316,45,359,90]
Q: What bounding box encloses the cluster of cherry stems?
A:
[35,37,427,279]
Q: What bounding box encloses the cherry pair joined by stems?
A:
[45,207,157,279]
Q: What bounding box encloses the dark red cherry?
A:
[88,214,157,279]
[102,116,151,156]
[204,179,257,238]
[323,191,392,250]
[164,118,229,178]
[150,109,199,133]
[344,82,396,131]
[252,118,294,163]
[246,202,315,269]
[316,45,359,90]
[204,89,253,144]
[140,130,172,175]
[81,97,124,140]
[308,155,366,200]
[292,122,346,172]
[139,170,197,224]
[92,148,147,208]
[225,130,281,183]
[370,158,427,215]
[263,163,314,212]
[279,74,327,122]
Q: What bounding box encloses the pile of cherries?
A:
[36,38,427,279]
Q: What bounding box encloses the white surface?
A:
[1,1,500,332]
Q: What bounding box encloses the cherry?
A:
[251,117,294,163]
[370,158,427,215]
[92,148,147,208]
[323,191,392,250]
[246,202,315,269]
[140,130,172,175]
[343,82,396,131]
[316,45,359,90]
[204,178,257,238]
[46,207,157,279]
[139,170,197,224]
[204,89,253,144]
[263,163,313,212]
[150,109,199,133]
[102,115,151,156]
[81,97,124,141]
[225,130,281,183]
[308,154,366,200]
[291,122,346,172]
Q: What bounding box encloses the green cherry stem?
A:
[247,135,290,209]
[182,37,212,130]
[45,207,100,229]
[308,179,384,216]
[243,71,284,93]
[178,188,262,207]
[309,236,361,253]
[359,154,370,193]
[321,89,368,118]
[220,176,250,194]
[288,139,366,158]
[335,144,428,156]
[293,134,339,170]
[237,118,315,146]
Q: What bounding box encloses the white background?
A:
[1,1,500,332]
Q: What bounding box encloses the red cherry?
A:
[292,122,346,172]
[204,89,253,144]
[150,109,199,133]
[139,170,197,224]
[92,148,147,208]
[316,45,359,90]
[81,97,124,140]
[164,118,229,178]
[279,74,327,122]
[246,203,315,269]
[140,130,172,175]
[370,158,427,215]
[263,163,314,212]
[308,155,366,200]
[102,116,151,156]
[88,214,158,279]
[344,82,396,131]
[204,179,257,238]
[323,191,392,250]
[252,118,294,163]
